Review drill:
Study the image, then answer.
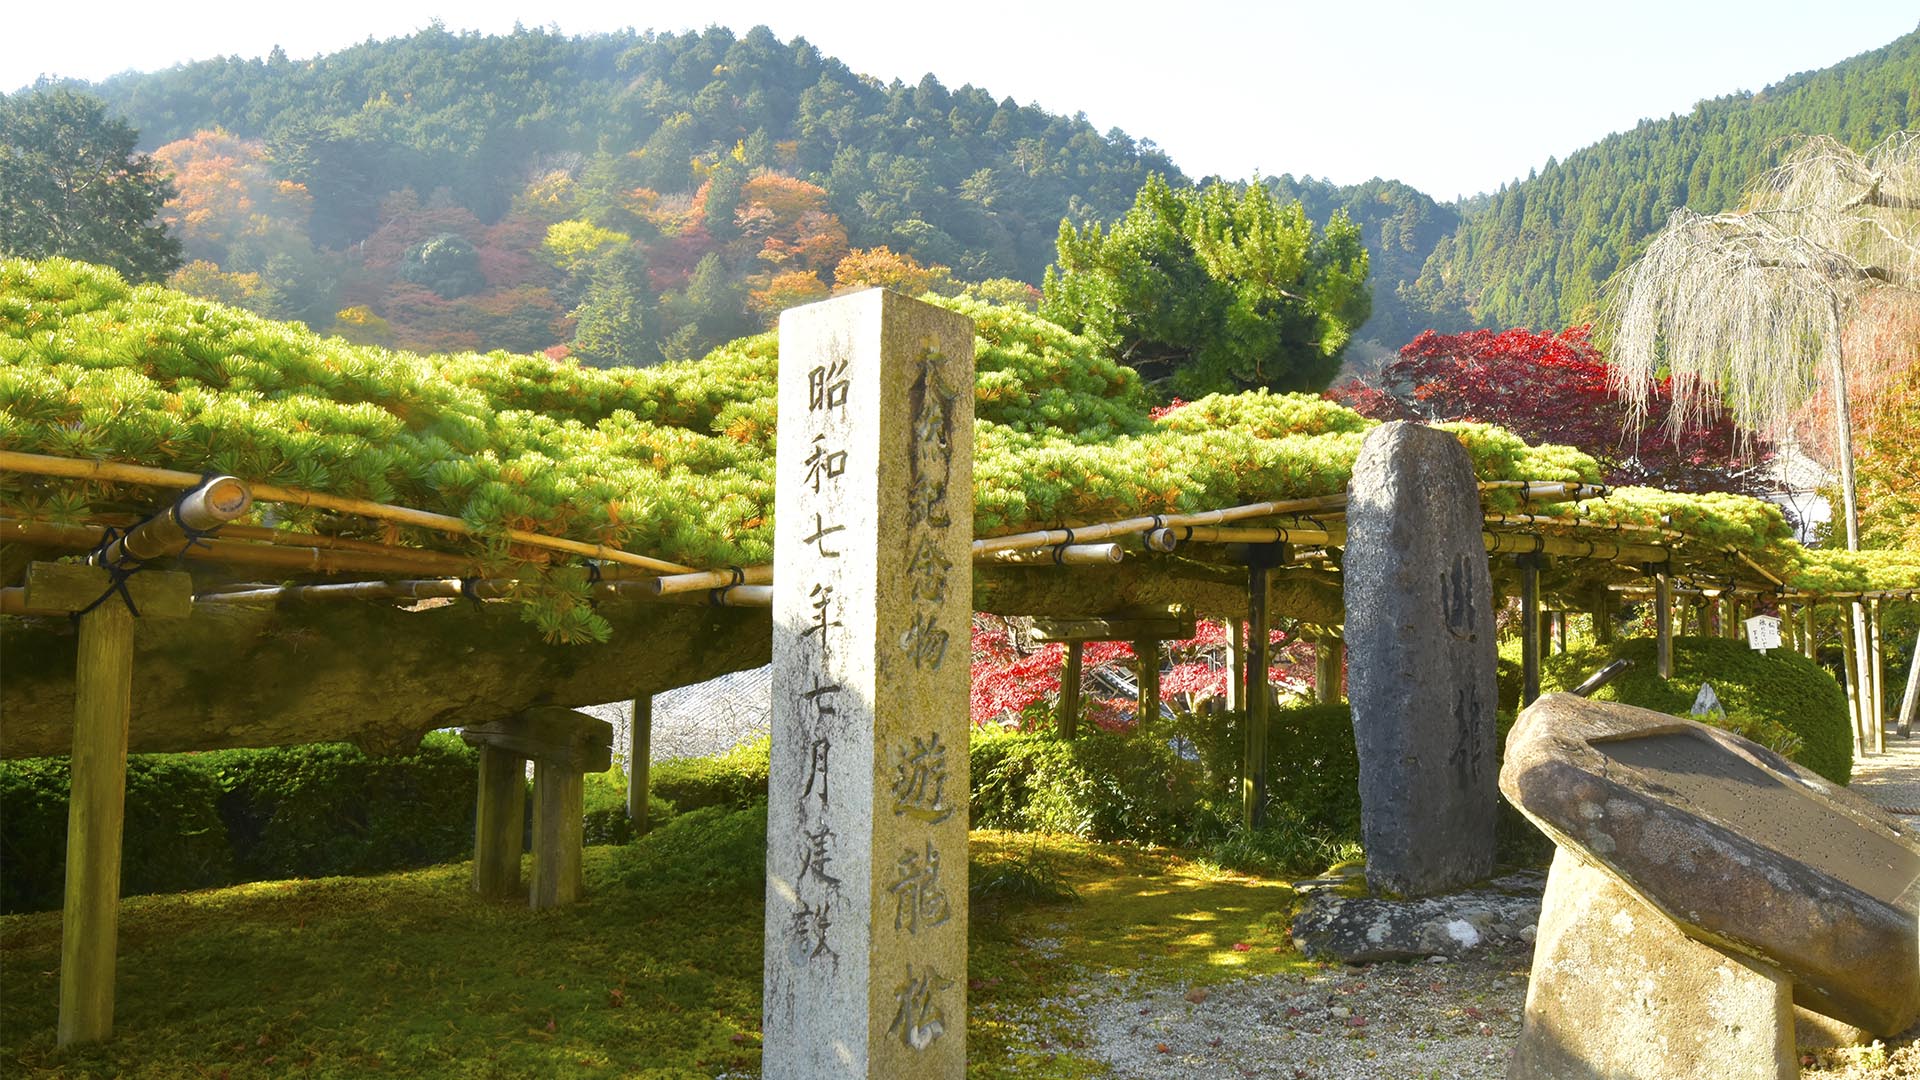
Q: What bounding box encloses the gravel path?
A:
[1054,728,1920,1078]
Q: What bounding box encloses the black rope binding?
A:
[73,525,143,622]
[459,577,486,605]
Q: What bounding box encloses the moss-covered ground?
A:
[0,828,1309,1079]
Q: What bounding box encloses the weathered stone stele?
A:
[1502,693,1920,1043]
[1343,421,1500,896]
[1511,849,1796,1080]
[763,289,973,1079]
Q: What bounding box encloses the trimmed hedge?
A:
[1538,636,1853,786]
[649,737,770,814]
[2,735,478,913]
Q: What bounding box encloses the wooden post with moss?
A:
[1868,600,1885,753]
[1653,569,1673,680]
[1058,642,1082,739]
[1314,639,1343,704]
[1519,554,1544,706]
[1242,545,1283,829]
[472,746,527,899]
[1134,639,1160,729]
[1591,587,1615,646]
[462,707,611,909]
[1801,604,1819,661]
[628,692,653,833]
[21,562,195,1046]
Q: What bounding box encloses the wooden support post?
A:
[1224,618,1246,714]
[530,761,584,909]
[1554,610,1567,654]
[57,603,134,1047]
[628,693,653,833]
[1654,570,1673,680]
[1868,600,1885,754]
[1314,639,1344,704]
[20,562,195,1048]
[1849,600,1874,757]
[1243,549,1279,829]
[1802,604,1818,661]
[1134,639,1160,730]
[1898,600,1919,739]
[1520,555,1543,706]
[1841,609,1866,758]
[1058,642,1082,739]
[472,745,527,899]
[1592,588,1615,646]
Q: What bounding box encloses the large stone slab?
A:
[1344,421,1500,896]
[1501,692,1920,1036]
[1510,848,1796,1080]
[763,289,974,1079]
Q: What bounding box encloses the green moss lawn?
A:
[0,824,1310,1079]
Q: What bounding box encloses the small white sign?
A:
[1744,614,1782,655]
[1691,682,1724,721]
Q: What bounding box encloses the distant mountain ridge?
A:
[47,21,1920,354]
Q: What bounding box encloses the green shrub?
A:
[0,754,235,912]
[1538,635,1852,785]
[206,733,477,880]
[648,736,771,813]
[969,843,1080,906]
[613,799,768,897]
[968,726,1208,843]
[582,767,676,844]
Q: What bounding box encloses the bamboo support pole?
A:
[629,694,653,833]
[1482,512,1686,541]
[0,449,695,575]
[1802,604,1818,661]
[973,492,1352,558]
[646,564,776,596]
[2,518,482,577]
[1058,642,1083,739]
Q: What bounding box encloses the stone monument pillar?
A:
[1344,421,1499,896]
[763,289,974,1079]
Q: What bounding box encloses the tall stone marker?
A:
[1344,421,1499,896]
[764,289,974,1079]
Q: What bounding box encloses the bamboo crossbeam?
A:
[94,476,252,568]
[1482,512,1687,541]
[979,543,1126,565]
[1481,532,1670,564]
[646,564,776,596]
[1147,525,1338,549]
[1,519,481,577]
[970,493,1353,557]
[195,578,775,609]
[0,450,694,576]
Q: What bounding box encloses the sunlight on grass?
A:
[2,829,1309,1079]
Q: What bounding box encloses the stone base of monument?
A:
[1510,849,1797,1080]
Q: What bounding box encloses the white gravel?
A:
[1059,957,1528,1079]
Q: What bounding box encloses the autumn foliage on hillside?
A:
[1330,326,1775,496]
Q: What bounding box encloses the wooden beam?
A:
[1030,605,1196,644]
[472,745,527,900]
[629,693,653,833]
[24,562,193,619]
[1058,642,1082,739]
[461,707,613,773]
[529,761,584,909]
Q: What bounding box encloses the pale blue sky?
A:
[4,1,1914,201]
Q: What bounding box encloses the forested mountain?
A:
[22,21,1920,361]
[51,23,1185,360]
[1406,26,1920,330]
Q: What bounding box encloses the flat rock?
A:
[1290,883,1542,964]
[1501,692,1920,1035]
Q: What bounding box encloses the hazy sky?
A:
[4,1,1914,200]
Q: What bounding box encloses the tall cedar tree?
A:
[1042,175,1370,398]
[0,89,181,282]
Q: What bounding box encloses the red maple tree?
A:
[1329,326,1775,495]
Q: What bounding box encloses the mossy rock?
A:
[1539,636,1852,786]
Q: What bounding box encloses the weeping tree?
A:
[1602,132,1920,751]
